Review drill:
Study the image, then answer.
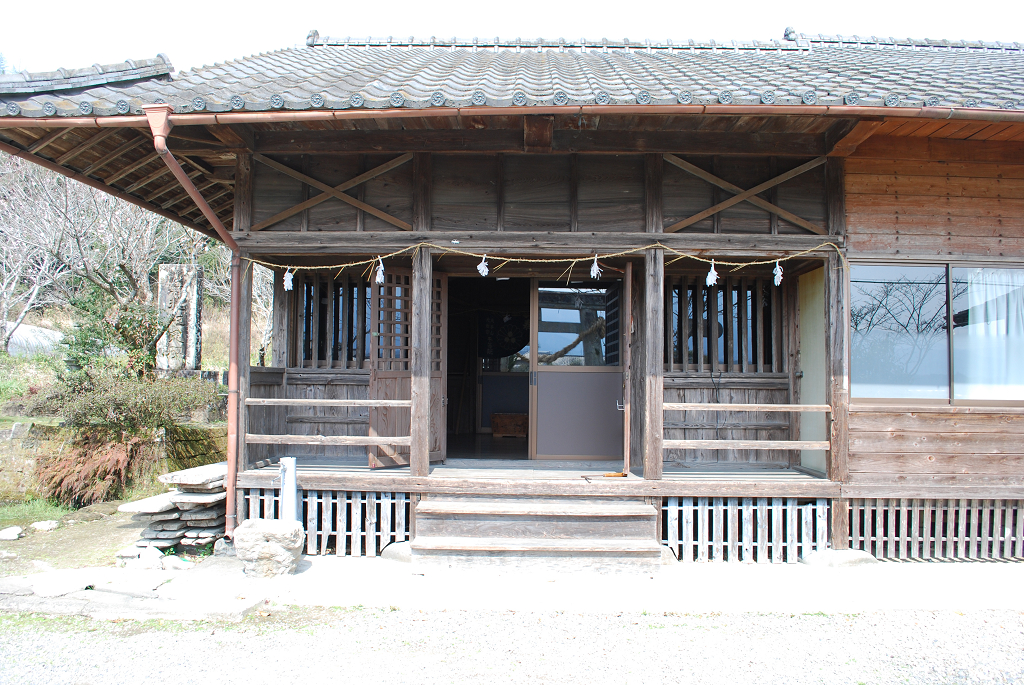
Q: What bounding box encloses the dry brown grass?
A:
[202,303,271,370]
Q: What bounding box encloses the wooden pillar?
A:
[825,251,850,544]
[410,247,432,477]
[642,154,664,481]
[238,260,253,470]
[643,248,664,480]
[831,498,850,550]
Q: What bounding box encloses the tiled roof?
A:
[2,31,1023,117]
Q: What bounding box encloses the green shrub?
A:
[29,370,222,434]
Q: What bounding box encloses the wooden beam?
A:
[81,135,145,176]
[413,153,431,231]
[234,230,842,257]
[55,128,119,166]
[253,153,411,231]
[663,439,831,450]
[663,403,831,412]
[643,248,664,480]
[28,127,72,154]
[251,153,413,231]
[827,120,884,157]
[410,247,432,476]
[825,158,845,237]
[205,124,254,150]
[233,153,253,235]
[524,115,554,153]
[254,129,828,156]
[645,153,663,233]
[237,469,841,498]
[256,129,524,154]
[556,130,827,156]
[245,398,410,407]
[663,154,827,235]
[246,434,411,447]
[664,157,826,233]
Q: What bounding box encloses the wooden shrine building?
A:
[2,31,1023,563]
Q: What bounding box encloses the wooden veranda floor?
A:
[236,458,838,497]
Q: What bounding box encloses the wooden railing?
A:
[244,398,411,447]
[662,403,831,451]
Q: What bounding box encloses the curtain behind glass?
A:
[952,268,1024,401]
[850,265,949,399]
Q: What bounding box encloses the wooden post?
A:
[831,498,850,550]
[645,154,663,234]
[238,259,253,470]
[643,248,664,480]
[622,262,632,475]
[410,247,432,477]
[825,251,850,485]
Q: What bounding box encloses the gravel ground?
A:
[1,607,1022,684]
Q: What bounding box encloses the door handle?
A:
[616,400,625,411]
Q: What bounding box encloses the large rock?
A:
[232,519,304,577]
[0,526,23,540]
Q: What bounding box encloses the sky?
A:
[1,0,1021,74]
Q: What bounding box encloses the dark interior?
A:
[446,277,531,459]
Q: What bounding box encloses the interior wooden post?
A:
[643,248,664,480]
[271,270,288,368]
[411,247,432,477]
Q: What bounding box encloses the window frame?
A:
[849,258,1024,407]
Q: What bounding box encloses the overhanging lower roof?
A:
[1,32,1023,118]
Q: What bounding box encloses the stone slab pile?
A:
[119,462,228,550]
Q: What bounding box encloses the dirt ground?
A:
[0,503,145,578]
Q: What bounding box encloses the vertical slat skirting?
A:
[661,497,830,563]
[847,499,1022,561]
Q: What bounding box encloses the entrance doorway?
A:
[446,275,627,462]
[447,278,531,459]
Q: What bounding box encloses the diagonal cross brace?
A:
[663,154,827,235]
[252,153,413,231]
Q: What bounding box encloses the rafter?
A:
[81,135,146,176]
[105,152,160,186]
[124,165,172,194]
[827,120,884,157]
[664,156,826,233]
[27,127,71,154]
[145,169,202,203]
[663,154,826,235]
[251,153,413,231]
[56,128,119,166]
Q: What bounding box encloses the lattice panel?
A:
[663,496,829,563]
[849,498,1024,560]
[373,272,411,371]
[431,276,445,373]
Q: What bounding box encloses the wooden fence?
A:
[662,496,830,563]
[849,499,1024,560]
[240,487,412,556]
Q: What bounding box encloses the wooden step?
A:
[410,536,663,554]
[415,500,656,518]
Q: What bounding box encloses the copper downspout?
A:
[142,104,241,538]
[6,103,1024,130]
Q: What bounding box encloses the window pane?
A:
[537,283,619,366]
[952,267,1024,401]
[850,265,948,399]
